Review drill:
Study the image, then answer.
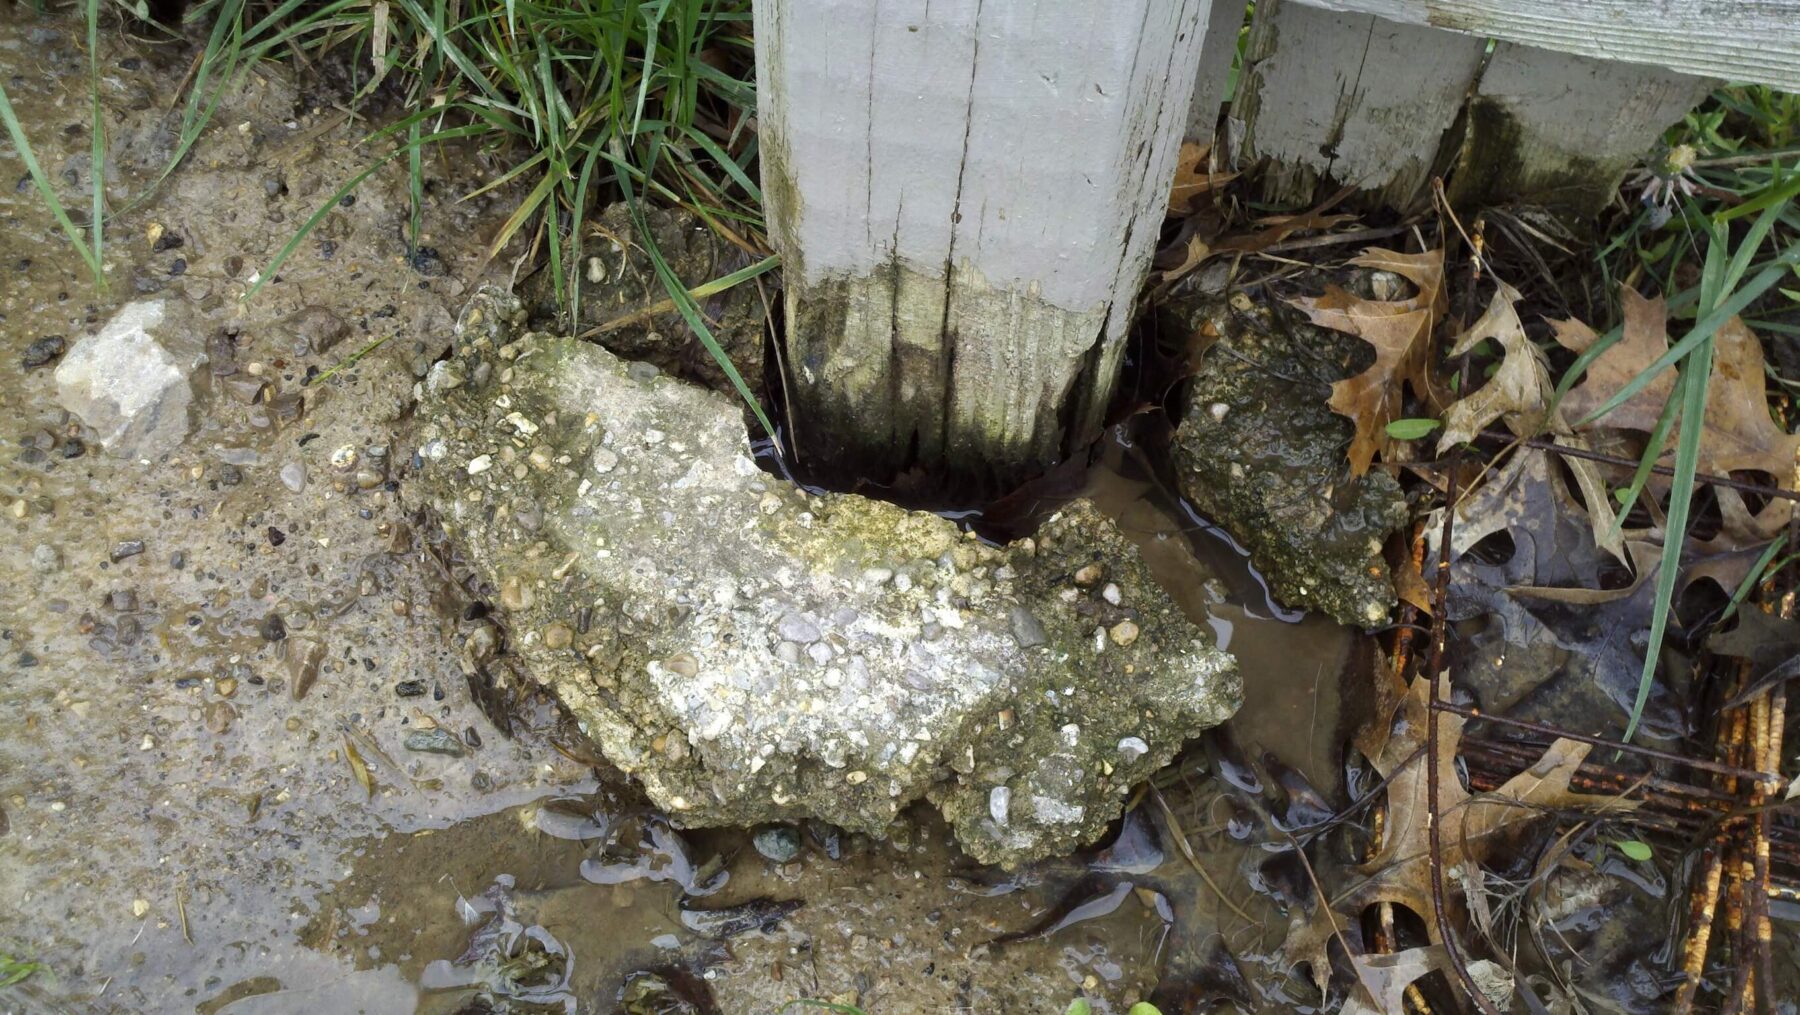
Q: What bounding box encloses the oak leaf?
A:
[1166,141,1238,216]
[1437,281,1550,450]
[1290,248,1444,475]
[1440,282,1624,560]
[1283,674,1636,994]
[1553,289,1799,539]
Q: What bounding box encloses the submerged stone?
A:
[1169,295,1410,627]
[410,288,1240,867]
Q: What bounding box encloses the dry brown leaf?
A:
[1437,281,1550,451]
[1167,141,1238,216]
[1341,948,1447,1015]
[1553,287,1675,434]
[1442,282,1625,559]
[1704,315,1800,484]
[1217,208,1356,257]
[1285,673,1636,996]
[1291,248,1444,475]
[1554,289,1799,537]
[1163,233,1212,285]
[1361,676,1636,914]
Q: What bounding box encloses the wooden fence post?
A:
[755,0,1216,488]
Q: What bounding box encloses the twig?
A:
[1429,701,1785,790]
[1260,224,1411,255]
[1148,786,1258,925]
[1424,461,1505,1015]
[1480,431,1800,503]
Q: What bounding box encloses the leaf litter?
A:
[1282,675,1636,1007]
[1270,252,1795,1007]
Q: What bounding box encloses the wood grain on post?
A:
[1448,43,1717,215]
[1286,0,1800,92]
[755,0,1216,488]
[1233,0,1486,210]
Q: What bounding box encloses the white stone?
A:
[989,786,1011,827]
[54,301,193,458]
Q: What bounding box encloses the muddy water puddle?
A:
[0,12,1360,1014]
[294,441,1361,1013]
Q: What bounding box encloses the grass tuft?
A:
[1577,84,1800,740]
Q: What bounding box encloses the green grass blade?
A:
[1575,237,1800,427]
[0,953,44,988]
[1720,537,1789,624]
[244,123,489,302]
[0,80,104,285]
[1605,390,1681,543]
[1622,342,1712,743]
[86,0,105,281]
[614,138,775,442]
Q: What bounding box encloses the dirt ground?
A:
[0,14,1364,1015]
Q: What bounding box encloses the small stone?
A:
[329,445,358,472]
[1101,583,1122,606]
[203,700,237,734]
[55,302,192,458]
[1008,605,1047,649]
[499,577,530,611]
[394,679,427,698]
[403,727,465,757]
[777,613,822,644]
[775,641,801,665]
[989,786,1010,826]
[279,463,306,492]
[1117,736,1150,762]
[543,622,574,650]
[1073,563,1105,586]
[286,638,325,700]
[110,540,146,563]
[31,544,60,573]
[258,613,287,641]
[466,454,493,476]
[216,677,238,698]
[1108,620,1140,647]
[21,335,66,369]
[425,359,466,394]
[131,898,150,918]
[752,824,803,863]
[219,464,243,486]
[591,448,619,473]
[266,526,286,546]
[844,771,868,785]
[282,306,350,353]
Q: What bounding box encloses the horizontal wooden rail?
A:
[1291,0,1800,91]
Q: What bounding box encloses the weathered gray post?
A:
[754,0,1215,487]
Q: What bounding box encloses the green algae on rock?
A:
[410,288,1240,867]
[1170,296,1410,628]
